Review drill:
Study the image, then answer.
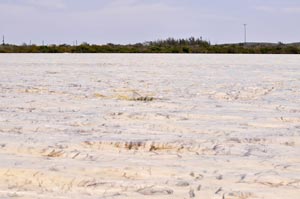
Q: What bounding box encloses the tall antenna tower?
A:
[2,35,4,45]
[243,24,247,44]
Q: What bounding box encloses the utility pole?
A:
[2,35,5,45]
[243,24,247,45]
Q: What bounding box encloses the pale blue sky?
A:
[1,0,300,45]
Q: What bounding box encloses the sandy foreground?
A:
[0,54,299,199]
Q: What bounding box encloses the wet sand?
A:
[0,54,299,199]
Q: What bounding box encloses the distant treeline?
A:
[0,37,299,54]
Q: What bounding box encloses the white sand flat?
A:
[0,54,299,199]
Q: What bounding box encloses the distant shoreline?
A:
[1,37,299,54]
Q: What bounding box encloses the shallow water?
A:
[0,54,299,199]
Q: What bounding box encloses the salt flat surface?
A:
[0,54,299,199]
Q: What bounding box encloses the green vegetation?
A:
[0,37,299,54]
